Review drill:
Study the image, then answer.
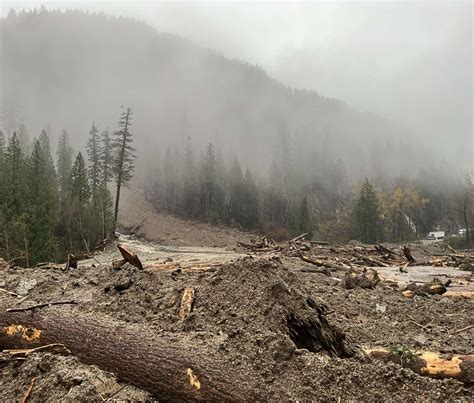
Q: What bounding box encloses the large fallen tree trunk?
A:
[365,348,474,384]
[0,309,244,401]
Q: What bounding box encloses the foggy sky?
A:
[2,1,472,162]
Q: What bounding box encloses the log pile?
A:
[282,239,473,272]
[237,236,281,252]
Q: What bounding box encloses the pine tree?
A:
[1,133,28,262]
[0,130,6,254]
[100,129,113,185]
[56,129,74,200]
[353,179,381,243]
[86,122,103,244]
[0,130,6,190]
[295,196,313,238]
[200,143,224,221]
[69,152,91,251]
[112,107,136,233]
[241,169,260,228]
[17,123,30,155]
[87,122,101,204]
[27,140,58,265]
[228,158,245,224]
[181,136,199,217]
[99,128,114,239]
[39,129,57,180]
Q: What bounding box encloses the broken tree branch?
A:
[7,300,78,313]
[0,288,20,298]
[21,377,36,403]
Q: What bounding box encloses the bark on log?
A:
[0,309,244,401]
[365,348,474,384]
[65,254,77,271]
[402,246,416,263]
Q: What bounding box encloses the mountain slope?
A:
[1,8,424,179]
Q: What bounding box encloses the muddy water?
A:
[84,234,245,269]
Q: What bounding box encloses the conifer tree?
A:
[17,123,30,155]
[353,179,381,243]
[69,152,91,251]
[2,133,28,262]
[86,122,103,243]
[100,129,113,185]
[0,130,6,254]
[27,140,58,265]
[111,107,135,233]
[0,130,6,191]
[242,169,260,228]
[228,158,245,224]
[294,196,314,238]
[99,128,114,239]
[200,143,224,221]
[87,122,101,205]
[181,137,198,217]
[56,129,74,200]
[39,129,57,180]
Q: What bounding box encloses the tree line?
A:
[0,108,135,266]
[143,135,473,246]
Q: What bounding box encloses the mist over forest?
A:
[0,5,472,262]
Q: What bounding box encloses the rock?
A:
[114,276,133,291]
[413,334,428,346]
[15,278,38,296]
[375,303,387,314]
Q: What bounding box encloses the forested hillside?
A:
[2,7,426,179]
[1,8,471,252]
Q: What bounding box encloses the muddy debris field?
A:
[0,236,473,401]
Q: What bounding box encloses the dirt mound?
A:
[1,255,472,401]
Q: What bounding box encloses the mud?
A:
[1,243,472,401]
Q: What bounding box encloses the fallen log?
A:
[289,233,307,243]
[365,348,474,383]
[0,309,245,401]
[297,253,350,272]
[404,278,451,297]
[130,216,148,235]
[374,243,396,256]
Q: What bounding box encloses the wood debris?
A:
[404,278,452,297]
[116,244,144,270]
[237,236,281,252]
[365,348,474,383]
[179,288,194,321]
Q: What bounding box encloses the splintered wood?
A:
[365,348,474,383]
[283,237,474,273]
[237,236,281,252]
[117,244,144,270]
[179,288,194,321]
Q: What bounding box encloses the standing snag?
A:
[112,107,136,234]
